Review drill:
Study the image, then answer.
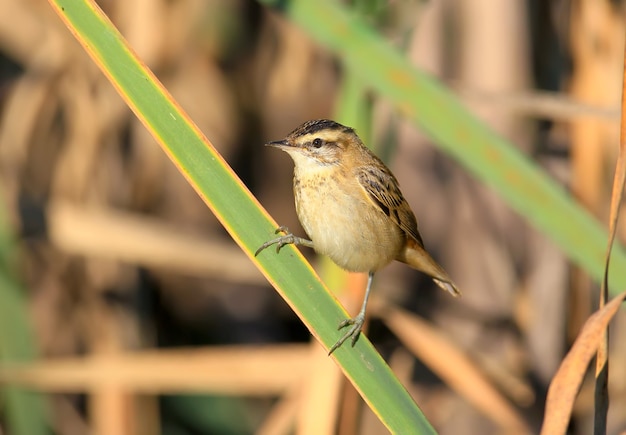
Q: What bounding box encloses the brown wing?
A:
[357,165,424,247]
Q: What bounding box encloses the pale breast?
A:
[293,171,404,273]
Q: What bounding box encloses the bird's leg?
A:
[254,226,314,256]
[328,272,375,355]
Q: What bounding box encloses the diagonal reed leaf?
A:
[45,0,436,432]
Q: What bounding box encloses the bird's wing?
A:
[356,165,424,246]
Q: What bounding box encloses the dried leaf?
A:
[541,291,626,435]
[595,22,626,434]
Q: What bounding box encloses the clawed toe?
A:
[274,238,291,253]
[254,227,296,256]
[328,315,365,355]
[337,318,352,330]
[255,226,314,257]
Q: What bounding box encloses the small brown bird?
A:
[256,119,460,354]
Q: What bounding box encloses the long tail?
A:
[397,238,461,297]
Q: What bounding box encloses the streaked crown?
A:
[289,119,354,137]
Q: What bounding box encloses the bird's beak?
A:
[265,139,291,148]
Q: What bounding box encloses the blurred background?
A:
[1,0,626,434]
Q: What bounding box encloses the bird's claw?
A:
[328,314,365,355]
[254,226,295,256]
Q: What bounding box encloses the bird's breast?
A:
[293,169,404,273]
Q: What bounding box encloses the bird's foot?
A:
[255,226,311,256]
[328,314,365,355]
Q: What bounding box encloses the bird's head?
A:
[266,119,363,169]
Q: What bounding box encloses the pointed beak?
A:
[265,139,291,148]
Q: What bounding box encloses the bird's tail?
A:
[397,238,461,297]
[432,277,461,297]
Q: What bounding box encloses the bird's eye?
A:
[312,138,323,148]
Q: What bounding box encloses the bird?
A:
[255,119,460,354]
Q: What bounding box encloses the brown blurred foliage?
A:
[0,0,625,434]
